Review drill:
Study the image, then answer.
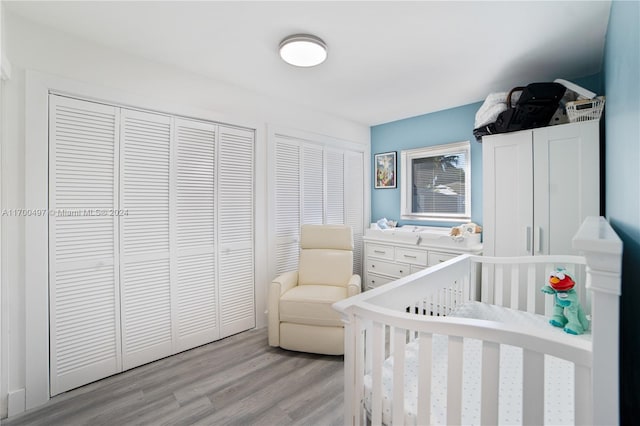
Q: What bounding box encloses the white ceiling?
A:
[5,1,611,126]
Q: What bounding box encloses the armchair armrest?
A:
[347,274,362,297]
[268,271,299,347]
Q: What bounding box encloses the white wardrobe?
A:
[482,120,600,257]
[272,131,365,278]
[48,95,255,395]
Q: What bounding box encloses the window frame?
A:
[400,141,471,222]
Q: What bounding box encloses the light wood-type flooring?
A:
[1,328,344,426]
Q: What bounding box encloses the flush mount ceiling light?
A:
[279,34,327,67]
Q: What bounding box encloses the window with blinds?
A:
[400,141,471,221]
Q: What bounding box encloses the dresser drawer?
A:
[366,259,411,278]
[365,273,394,290]
[428,251,458,266]
[395,247,428,266]
[366,243,395,260]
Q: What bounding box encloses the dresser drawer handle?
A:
[373,250,386,254]
[403,254,417,259]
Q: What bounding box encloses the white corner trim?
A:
[1,54,11,81]
[7,388,25,417]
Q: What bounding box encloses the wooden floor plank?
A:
[1,328,344,426]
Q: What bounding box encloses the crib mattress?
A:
[363,302,591,425]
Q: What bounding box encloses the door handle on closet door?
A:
[525,226,532,254]
[535,227,542,254]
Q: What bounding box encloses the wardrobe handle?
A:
[535,227,542,254]
[525,226,532,254]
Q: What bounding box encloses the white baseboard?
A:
[7,388,25,417]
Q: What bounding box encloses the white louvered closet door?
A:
[302,143,324,225]
[274,137,301,275]
[119,109,173,370]
[345,150,365,276]
[325,148,345,225]
[173,118,219,351]
[49,95,122,395]
[218,126,255,337]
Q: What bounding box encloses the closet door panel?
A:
[325,148,345,225]
[174,118,219,351]
[218,126,255,337]
[302,143,324,225]
[120,109,173,369]
[345,150,365,276]
[49,95,122,395]
[274,138,301,275]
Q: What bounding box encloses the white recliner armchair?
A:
[268,224,361,355]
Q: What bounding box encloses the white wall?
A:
[1,11,369,417]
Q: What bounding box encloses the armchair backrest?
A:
[298,224,354,287]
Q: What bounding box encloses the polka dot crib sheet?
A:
[362,302,591,425]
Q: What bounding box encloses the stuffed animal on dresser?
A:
[541,268,589,335]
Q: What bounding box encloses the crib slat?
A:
[510,264,520,309]
[417,333,432,426]
[522,349,544,425]
[470,261,478,301]
[527,264,537,313]
[481,264,491,303]
[354,319,365,426]
[495,264,504,306]
[447,336,464,425]
[481,341,500,425]
[575,364,592,425]
[371,321,384,426]
[392,328,406,426]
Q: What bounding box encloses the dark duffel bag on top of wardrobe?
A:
[473,82,566,141]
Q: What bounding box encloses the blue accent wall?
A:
[370,102,484,228]
[370,75,602,229]
[603,0,640,420]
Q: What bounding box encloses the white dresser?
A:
[363,226,482,290]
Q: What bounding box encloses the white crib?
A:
[334,217,622,425]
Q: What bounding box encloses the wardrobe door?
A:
[345,150,365,276]
[482,130,534,257]
[119,109,173,370]
[218,126,255,337]
[49,95,122,395]
[325,148,345,225]
[533,121,600,255]
[274,137,301,275]
[173,118,219,351]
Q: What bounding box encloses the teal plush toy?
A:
[541,268,589,335]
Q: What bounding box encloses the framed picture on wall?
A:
[374,151,397,189]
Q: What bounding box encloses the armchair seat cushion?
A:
[279,285,347,327]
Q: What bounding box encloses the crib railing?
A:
[334,216,622,426]
[350,303,592,425]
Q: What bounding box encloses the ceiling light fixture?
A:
[279,34,327,67]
